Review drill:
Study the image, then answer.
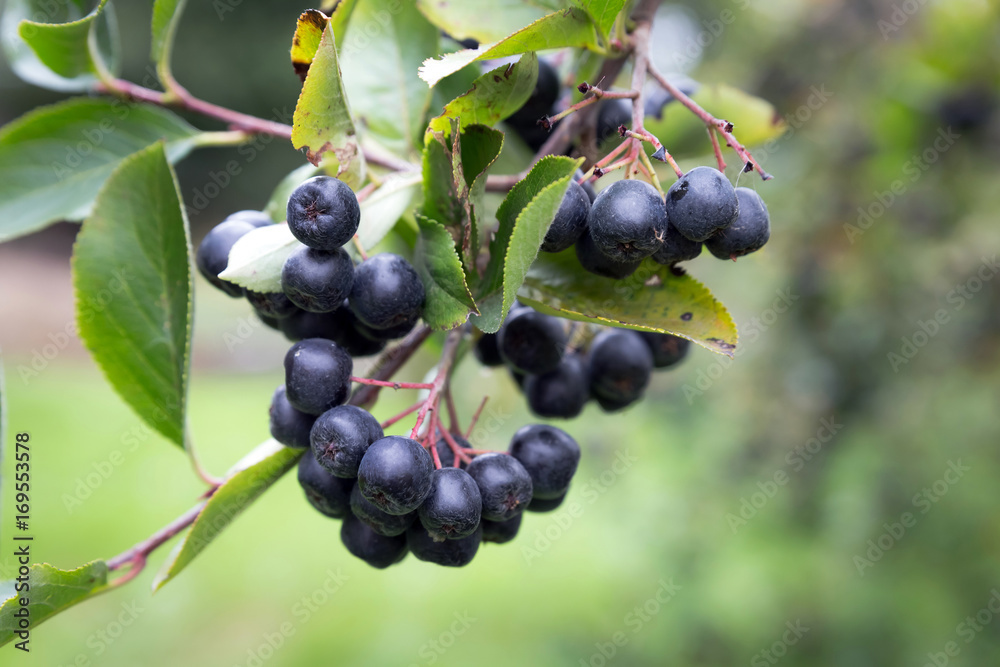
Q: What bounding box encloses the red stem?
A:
[350,377,433,390]
[409,329,465,440]
[465,396,489,439]
[380,401,424,430]
[106,501,207,572]
[708,126,727,172]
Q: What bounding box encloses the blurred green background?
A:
[2,0,1000,665]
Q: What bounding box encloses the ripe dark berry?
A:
[575,169,597,203]
[652,220,702,265]
[434,434,471,469]
[269,385,316,449]
[588,329,653,407]
[350,485,416,537]
[310,405,383,478]
[523,353,589,419]
[575,228,641,279]
[297,449,354,519]
[227,210,273,228]
[406,521,481,567]
[245,289,297,319]
[340,514,408,569]
[664,166,739,242]
[283,338,353,415]
[349,253,425,331]
[704,187,770,260]
[596,98,631,144]
[473,333,504,367]
[195,218,257,297]
[509,424,580,499]
[497,308,567,375]
[587,179,667,263]
[481,514,522,544]
[594,393,634,413]
[509,59,559,126]
[527,493,566,513]
[357,436,434,515]
[281,246,354,313]
[638,332,691,369]
[466,453,533,522]
[355,317,416,342]
[541,181,590,253]
[286,175,360,250]
[418,468,482,541]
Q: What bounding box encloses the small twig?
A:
[465,396,489,439]
[444,387,460,433]
[409,328,465,440]
[439,424,474,465]
[107,502,208,572]
[708,126,727,172]
[350,377,433,390]
[380,401,423,430]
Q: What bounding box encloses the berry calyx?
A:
[286,176,360,250]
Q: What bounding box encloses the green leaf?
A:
[341,0,439,154]
[15,0,119,84]
[291,20,361,177]
[356,171,423,252]
[520,252,739,356]
[472,155,582,332]
[290,9,329,81]
[328,0,358,49]
[72,143,193,449]
[427,52,538,136]
[0,562,109,648]
[416,0,555,44]
[0,97,200,242]
[150,0,187,84]
[458,124,504,271]
[153,441,302,591]
[573,0,627,37]
[419,8,600,87]
[414,214,479,330]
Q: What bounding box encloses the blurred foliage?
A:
[2,0,1000,665]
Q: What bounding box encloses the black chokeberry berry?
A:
[298,449,354,519]
[473,333,504,367]
[245,289,298,319]
[350,484,416,537]
[310,405,383,478]
[596,98,631,145]
[509,424,581,499]
[357,436,434,515]
[340,513,408,569]
[508,59,559,126]
[575,169,597,203]
[638,331,691,369]
[286,175,360,250]
[664,166,739,242]
[587,179,667,263]
[195,218,257,297]
[418,468,483,541]
[588,329,653,407]
[354,317,416,342]
[523,353,590,419]
[349,253,425,331]
[481,514,522,544]
[281,246,354,313]
[466,453,533,522]
[269,384,316,449]
[497,308,567,375]
[704,187,770,260]
[283,338,353,415]
[652,220,702,265]
[575,228,641,279]
[406,521,481,567]
[541,181,590,253]
[434,434,471,469]
[527,493,566,513]
[227,210,273,228]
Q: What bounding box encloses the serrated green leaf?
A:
[422,123,466,232]
[341,0,439,155]
[291,20,361,176]
[290,9,329,81]
[218,224,302,294]
[415,214,479,329]
[15,0,118,83]
[520,252,738,356]
[72,143,193,448]
[573,0,626,37]
[427,52,538,136]
[472,155,582,332]
[153,441,302,591]
[0,561,109,647]
[151,0,187,85]
[416,0,555,44]
[458,124,504,271]
[419,8,600,87]
[0,97,200,242]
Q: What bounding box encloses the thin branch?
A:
[107,501,207,572]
